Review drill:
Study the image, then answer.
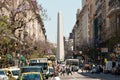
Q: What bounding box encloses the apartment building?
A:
[0,0,46,45]
[106,0,120,54]
[94,0,107,48]
[87,0,96,48]
[73,1,90,51]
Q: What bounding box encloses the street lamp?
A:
[18,29,23,67]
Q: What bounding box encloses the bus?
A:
[29,58,48,72]
[65,59,79,71]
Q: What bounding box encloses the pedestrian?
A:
[69,66,72,75]
[60,66,65,76]
[66,66,72,75]
[66,66,69,75]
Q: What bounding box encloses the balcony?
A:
[107,0,120,17]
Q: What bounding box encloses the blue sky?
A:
[37,0,82,43]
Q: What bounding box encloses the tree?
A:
[0,0,48,67]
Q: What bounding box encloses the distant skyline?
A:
[37,0,82,43]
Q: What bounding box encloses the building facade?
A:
[94,0,107,48]
[73,1,90,52]
[0,0,46,44]
[107,0,120,46]
[107,0,120,58]
[87,0,96,48]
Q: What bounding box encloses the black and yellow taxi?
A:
[19,72,43,80]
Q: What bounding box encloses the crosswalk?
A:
[59,72,101,80]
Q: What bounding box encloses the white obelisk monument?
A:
[57,11,64,61]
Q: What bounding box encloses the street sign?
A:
[115,48,120,53]
[101,48,108,53]
[20,55,25,62]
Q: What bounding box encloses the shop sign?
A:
[115,48,120,53]
[101,48,108,52]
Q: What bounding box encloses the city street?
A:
[0,0,120,80]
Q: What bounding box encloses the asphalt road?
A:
[48,70,120,80]
[59,72,100,80]
[78,72,120,80]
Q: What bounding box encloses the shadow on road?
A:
[78,72,120,80]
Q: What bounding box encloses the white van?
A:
[7,67,20,79]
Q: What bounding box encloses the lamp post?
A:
[18,29,23,67]
[0,56,1,68]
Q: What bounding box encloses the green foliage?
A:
[0,22,7,34]
[3,37,10,44]
[51,48,57,55]
[8,44,13,48]
[0,15,12,36]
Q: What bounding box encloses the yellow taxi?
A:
[19,72,43,80]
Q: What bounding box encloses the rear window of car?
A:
[21,68,43,73]
[22,74,41,80]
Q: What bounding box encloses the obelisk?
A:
[57,11,64,61]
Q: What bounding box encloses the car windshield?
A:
[12,70,20,76]
[22,74,41,80]
[21,68,42,73]
[0,70,5,75]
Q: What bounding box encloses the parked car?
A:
[19,72,43,80]
[0,69,9,80]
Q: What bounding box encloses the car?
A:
[20,66,44,74]
[20,66,45,79]
[72,66,79,72]
[0,69,9,80]
[7,67,20,79]
[19,72,43,80]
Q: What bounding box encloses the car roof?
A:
[8,68,20,71]
[21,66,43,68]
[22,72,42,74]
